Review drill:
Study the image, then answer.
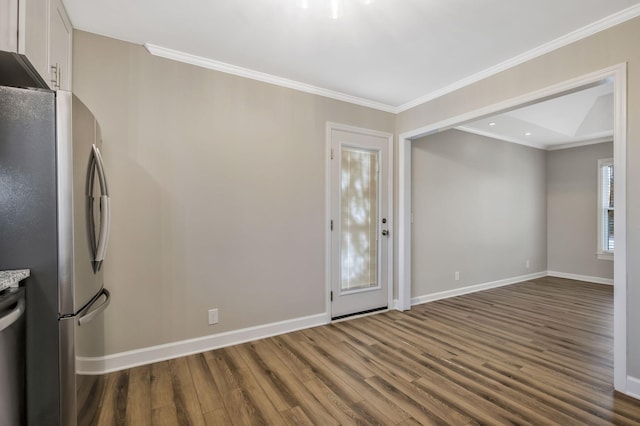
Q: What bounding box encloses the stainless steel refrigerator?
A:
[0,85,111,425]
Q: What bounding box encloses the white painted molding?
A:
[77,312,330,375]
[457,125,613,151]
[396,136,412,311]
[411,271,615,308]
[546,135,614,151]
[325,124,333,322]
[411,272,547,306]
[456,125,547,150]
[627,376,640,400]
[396,4,640,112]
[325,122,395,139]
[400,65,625,141]
[144,4,640,115]
[143,43,396,113]
[547,271,613,286]
[612,63,628,393]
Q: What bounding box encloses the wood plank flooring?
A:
[83,277,640,425]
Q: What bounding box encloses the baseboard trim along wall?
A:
[411,272,548,306]
[77,312,330,375]
[547,270,614,285]
[627,376,640,399]
[78,271,618,375]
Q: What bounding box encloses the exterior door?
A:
[330,127,391,319]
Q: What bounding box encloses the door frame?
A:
[397,64,628,394]
[326,122,394,319]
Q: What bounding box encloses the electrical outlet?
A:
[526,259,530,269]
[454,271,460,281]
[208,308,219,325]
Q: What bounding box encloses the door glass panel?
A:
[340,147,378,291]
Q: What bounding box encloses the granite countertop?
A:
[0,269,30,292]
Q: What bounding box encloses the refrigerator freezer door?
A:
[57,91,106,316]
[58,316,76,426]
[59,287,110,426]
[0,85,60,426]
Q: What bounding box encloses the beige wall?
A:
[74,15,640,378]
[397,17,640,377]
[73,31,395,355]
[547,142,614,279]
[412,130,547,297]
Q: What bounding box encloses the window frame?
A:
[597,157,614,261]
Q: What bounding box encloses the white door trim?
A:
[326,122,394,319]
[397,64,628,394]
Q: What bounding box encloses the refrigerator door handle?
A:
[0,297,25,332]
[92,144,109,196]
[95,195,111,262]
[78,288,110,326]
[88,144,111,265]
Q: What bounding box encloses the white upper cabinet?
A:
[0,0,72,90]
[19,0,49,84]
[48,0,72,90]
[0,0,20,52]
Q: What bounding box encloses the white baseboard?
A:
[627,376,640,400]
[77,270,617,375]
[547,270,614,285]
[411,271,548,306]
[77,312,330,375]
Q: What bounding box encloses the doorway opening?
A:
[397,64,628,393]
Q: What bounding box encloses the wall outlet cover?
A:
[208,308,219,325]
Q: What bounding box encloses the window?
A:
[597,158,614,260]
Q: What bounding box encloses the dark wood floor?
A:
[84,277,640,425]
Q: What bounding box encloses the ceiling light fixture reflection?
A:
[525,132,532,136]
[488,122,496,126]
[331,0,344,19]
[300,0,372,19]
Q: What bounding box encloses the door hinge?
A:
[331,148,334,159]
[330,219,333,231]
[330,291,333,301]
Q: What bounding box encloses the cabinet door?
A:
[19,0,49,82]
[0,0,19,52]
[48,0,72,90]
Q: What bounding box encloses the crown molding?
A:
[395,4,640,113]
[143,43,397,113]
[546,134,613,151]
[144,4,640,115]
[457,125,613,151]
[456,125,547,150]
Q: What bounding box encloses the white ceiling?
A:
[458,82,614,150]
[62,0,640,111]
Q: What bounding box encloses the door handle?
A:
[95,194,111,262]
[78,288,110,326]
[381,230,389,237]
[0,297,25,332]
[86,144,111,269]
[92,144,109,196]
